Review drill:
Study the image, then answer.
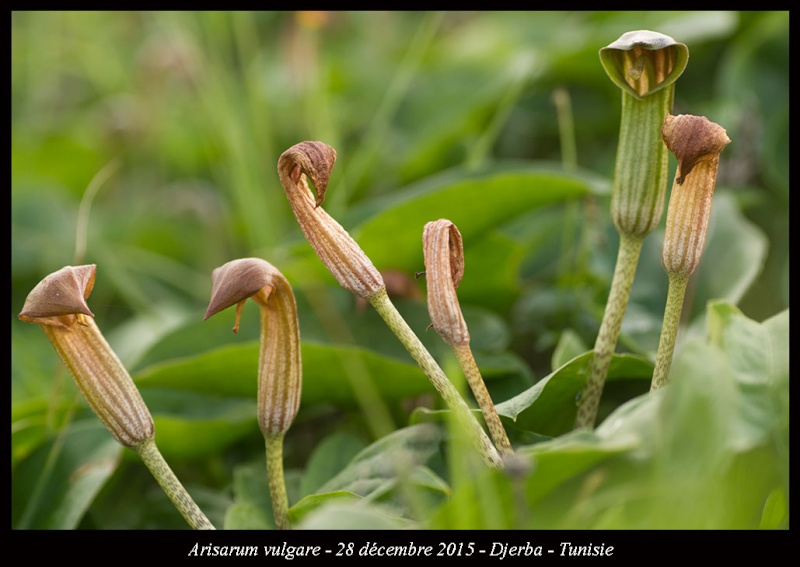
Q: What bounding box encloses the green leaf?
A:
[520,431,637,507]
[351,163,607,275]
[624,193,769,354]
[689,194,768,315]
[224,461,274,529]
[11,397,73,469]
[703,302,789,452]
[551,329,588,370]
[12,420,122,529]
[295,500,413,529]
[318,424,444,496]
[495,352,654,436]
[430,430,635,529]
[300,432,367,497]
[759,488,789,529]
[289,490,362,525]
[134,341,432,406]
[455,231,527,312]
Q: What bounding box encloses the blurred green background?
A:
[11,11,789,529]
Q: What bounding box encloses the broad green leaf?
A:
[436,298,788,528]
[12,420,122,529]
[130,299,262,373]
[289,491,362,525]
[656,340,739,475]
[153,414,256,460]
[224,461,274,529]
[295,500,413,529]
[134,341,432,405]
[519,431,637,508]
[224,502,272,530]
[551,329,588,370]
[763,308,789,390]
[134,388,258,459]
[495,352,654,436]
[300,432,367,497]
[456,231,528,312]
[759,488,789,530]
[360,465,451,523]
[350,163,607,274]
[688,194,768,316]
[429,430,635,529]
[704,302,788,452]
[298,424,450,519]
[624,194,769,354]
[319,424,444,496]
[707,301,770,384]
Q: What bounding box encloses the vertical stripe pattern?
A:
[254,272,302,437]
[43,318,154,448]
[611,88,673,237]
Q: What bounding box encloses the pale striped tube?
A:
[422,219,468,346]
[19,265,154,448]
[661,114,731,277]
[205,258,302,437]
[254,273,302,437]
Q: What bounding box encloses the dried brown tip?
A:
[205,258,275,319]
[662,114,731,184]
[278,141,337,208]
[19,264,97,328]
[205,258,283,333]
[276,141,385,299]
[423,219,469,346]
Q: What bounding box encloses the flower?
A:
[19,265,154,448]
[599,30,689,99]
[660,114,731,276]
[205,258,302,437]
[277,141,385,299]
[422,219,468,347]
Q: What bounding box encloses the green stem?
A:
[451,342,513,457]
[650,273,689,391]
[264,433,291,530]
[575,232,643,429]
[552,87,577,171]
[135,439,215,530]
[367,289,503,469]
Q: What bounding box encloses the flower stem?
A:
[650,273,689,391]
[264,433,291,530]
[367,288,503,469]
[451,342,513,456]
[575,232,643,429]
[135,438,215,530]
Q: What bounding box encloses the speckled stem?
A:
[451,342,513,456]
[575,233,643,429]
[367,289,503,469]
[264,433,291,530]
[650,274,689,391]
[135,438,215,530]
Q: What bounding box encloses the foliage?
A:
[11,11,788,530]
